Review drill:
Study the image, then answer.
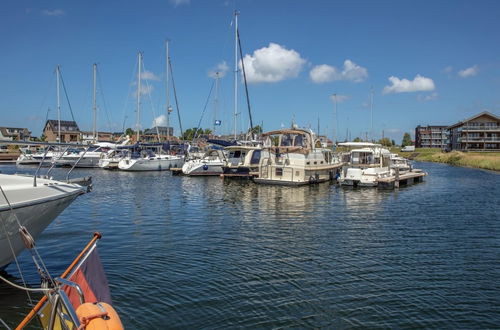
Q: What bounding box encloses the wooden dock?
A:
[376,169,427,189]
[220,171,258,180]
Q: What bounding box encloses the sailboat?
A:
[118,51,185,171]
[53,64,130,168]
[1,140,92,269]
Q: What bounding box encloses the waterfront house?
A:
[415,125,447,149]
[80,131,114,144]
[447,111,500,151]
[0,126,31,141]
[43,119,80,143]
[142,126,174,142]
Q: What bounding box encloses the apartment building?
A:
[415,125,447,149]
[447,111,500,151]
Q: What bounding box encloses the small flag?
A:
[214,120,222,126]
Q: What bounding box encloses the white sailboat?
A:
[181,149,225,176]
[118,52,184,171]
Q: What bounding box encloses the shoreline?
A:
[394,148,500,172]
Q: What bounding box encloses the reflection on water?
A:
[0,162,499,328]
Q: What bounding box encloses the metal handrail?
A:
[66,147,89,182]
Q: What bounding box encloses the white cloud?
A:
[329,94,350,103]
[417,92,438,102]
[169,0,190,6]
[208,61,229,78]
[310,60,368,84]
[241,43,306,83]
[141,70,160,81]
[152,114,167,127]
[458,65,478,78]
[341,60,368,82]
[442,66,453,74]
[382,74,435,94]
[310,65,338,83]
[41,9,65,17]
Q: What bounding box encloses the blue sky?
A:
[1,0,499,142]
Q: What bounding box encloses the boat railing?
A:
[0,139,94,187]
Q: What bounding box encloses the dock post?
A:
[395,168,399,188]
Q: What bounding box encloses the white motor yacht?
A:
[254,128,342,185]
[0,173,88,269]
[338,142,393,187]
[222,145,262,176]
[182,149,225,176]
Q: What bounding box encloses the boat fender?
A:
[203,164,209,171]
[76,302,123,330]
[309,175,316,184]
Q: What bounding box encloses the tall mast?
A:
[56,65,61,142]
[214,72,220,135]
[92,63,97,142]
[165,40,171,141]
[136,52,142,142]
[233,10,239,140]
[370,87,374,142]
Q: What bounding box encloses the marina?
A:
[0,162,499,328]
[1,1,500,328]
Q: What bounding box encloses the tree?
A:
[401,132,413,147]
[378,137,392,147]
[391,139,396,146]
[248,125,263,136]
[353,137,362,142]
[125,128,134,137]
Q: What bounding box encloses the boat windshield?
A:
[351,151,374,165]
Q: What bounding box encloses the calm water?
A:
[1,162,499,329]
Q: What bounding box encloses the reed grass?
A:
[393,148,500,171]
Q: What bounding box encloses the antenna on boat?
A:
[233,9,239,140]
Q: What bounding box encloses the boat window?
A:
[294,134,304,147]
[275,168,283,176]
[233,151,241,158]
[250,150,261,164]
[281,134,292,146]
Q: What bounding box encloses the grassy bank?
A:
[393,148,500,171]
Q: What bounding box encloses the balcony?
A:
[458,137,500,142]
[460,125,500,131]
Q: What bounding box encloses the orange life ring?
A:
[76,302,123,330]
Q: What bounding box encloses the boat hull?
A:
[0,176,85,269]
[182,162,223,176]
[118,157,184,171]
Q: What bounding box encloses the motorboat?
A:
[0,173,88,269]
[222,145,261,177]
[181,149,225,176]
[254,127,342,185]
[337,142,393,187]
[390,153,412,172]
